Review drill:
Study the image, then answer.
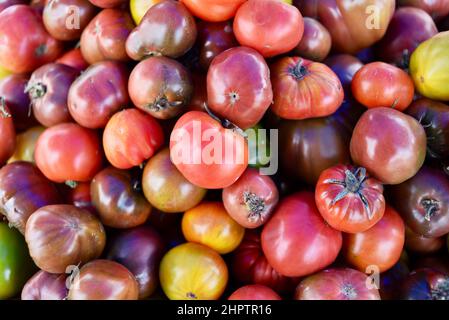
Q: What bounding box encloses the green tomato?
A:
[245,124,271,169]
[0,222,35,299]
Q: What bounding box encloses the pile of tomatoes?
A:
[1,0,449,301]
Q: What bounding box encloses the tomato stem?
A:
[421,198,439,222]
[25,82,47,99]
[0,97,11,118]
[146,96,182,112]
[431,278,449,300]
[243,191,266,223]
[203,102,247,138]
[289,59,309,81]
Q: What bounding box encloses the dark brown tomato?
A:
[43,0,98,41]
[324,54,364,93]
[126,0,197,60]
[68,61,130,129]
[25,205,106,274]
[91,167,152,229]
[64,181,97,215]
[129,56,193,120]
[27,63,79,127]
[80,9,135,64]
[293,17,332,62]
[405,226,445,254]
[21,270,68,300]
[106,225,165,299]
[0,101,15,165]
[0,162,61,234]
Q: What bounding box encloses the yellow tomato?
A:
[0,65,11,79]
[159,242,228,300]
[8,126,45,164]
[182,202,245,254]
[130,0,163,25]
[410,32,449,101]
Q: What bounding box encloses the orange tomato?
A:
[159,242,228,300]
[182,202,245,254]
[180,0,246,22]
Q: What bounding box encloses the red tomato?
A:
[228,285,282,300]
[56,48,90,72]
[315,165,385,233]
[270,57,344,120]
[343,206,405,273]
[352,62,415,111]
[35,123,102,183]
[103,108,164,169]
[170,111,248,189]
[233,0,304,57]
[261,192,342,277]
[0,101,15,165]
[0,5,63,73]
[207,47,273,130]
[180,0,246,22]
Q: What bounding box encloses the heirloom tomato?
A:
[228,285,281,300]
[180,0,246,22]
[398,0,449,22]
[88,0,127,8]
[405,226,445,254]
[324,54,363,92]
[400,268,449,300]
[8,126,45,164]
[294,17,331,62]
[0,101,15,165]
[21,270,67,300]
[130,0,163,24]
[56,48,89,72]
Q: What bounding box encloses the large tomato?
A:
[233,0,304,58]
[170,111,248,189]
[0,5,63,73]
[182,202,245,254]
[207,47,273,130]
[0,101,15,165]
[103,108,164,169]
[343,206,405,273]
[180,0,246,22]
[35,123,103,183]
[270,57,344,120]
[261,192,342,277]
[159,243,228,300]
[350,108,427,185]
[315,165,385,233]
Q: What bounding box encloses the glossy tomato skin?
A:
[21,270,67,300]
[197,20,238,70]
[25,205,106,274]
[103,108,164,169]
[350,108,427,185]
[375,7,437,68]
[271,57,343,120]
[8,126,45,164]
[295,268,380,300]
[91,166,152,228]
[170,111,248,189]
[398,0,449,22]
[160,243,228,300]
[126,0,197,60]
[68,259,139,300]
[56,48,89,72]
[343,206,405,273]
[324,54,364,92]
[182,202,245,254]
[315,165,385,233]
[106,226,165,299]
[262,192,342,277]
[43,0,98,41]
[0,102,15,165]
[181,0,245,22]
[0,222,36,300]
[68,61,130,129]
[232,230,299,294]
[233,0,303,57]
[406,99,449,161]
[223,168,279,229]
[64,181,97,215]
[0,162,61,234]
[142,148,206,213]
[405,226,445,254]
[351,62,415,111]
[130,0,163,24]
[88,0,126,8]
[228,285,281,300]
[293,17,331,62]
[35,123,103,183]
[0,74,37,132]
[0,0,27,12]
[0,5,63,73]
[207,47,273,129]
[80,9,134,64]
[27,63,79,127]
[388,166,449,238]
[129,56,193,120]
[400,268,449,300]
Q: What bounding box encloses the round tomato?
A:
[295,268,380,300]
[352,62,415,111]
[405,226,445,254]
[270,57,344,120]
[103,108,164,169]
[228,285,281,300]
[261,192,342,277]
[35,123,103,183]
[180,0,246,22]
[8,126,45,164]
[0,101,15,165]
[350,108,426,185]
[56,48,89,72]
[207,47,272,130]
[400,268,449,300]
[170,111,248,189]
[182,202,245,254]
[233,0,303,58]
[130,0,163,24]
[315,165,385,233]
[294,17,331,62]
[159,242,228,300]
[0,222,36,300]
[21,270,67,300]
[343,206,405,273]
